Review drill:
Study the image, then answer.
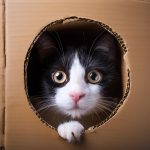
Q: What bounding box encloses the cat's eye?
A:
[52,71,67,84]
[87,70,102,84]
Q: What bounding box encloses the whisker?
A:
[94,99,117,117]
[29,94,51,100]
[100,104,113,112]
[99,96,118,100]
[95,104,111,115]
[37,103,57,113]
[95,108,109,118]
[92,107,102,120]
[54,31,66,65]
[100,103,117,110]
[100,100,118,106]
[86,30,106,66]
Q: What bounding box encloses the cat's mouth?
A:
[65,106,86,119]
[67,104,86,111]
[71,105,80,110]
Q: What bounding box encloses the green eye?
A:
[87,70,102,84]
[52,71,67,84]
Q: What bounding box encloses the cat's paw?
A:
[57,121,84,143]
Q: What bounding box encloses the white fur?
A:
[57,121,84,142]
[55,53,101,118]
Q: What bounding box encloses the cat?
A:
[26,20,123,142]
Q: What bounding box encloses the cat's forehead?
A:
[39,21,121,71]
[48,22,105,49]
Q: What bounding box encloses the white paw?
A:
[57,121,84,143]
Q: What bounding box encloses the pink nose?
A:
[69,92,85,103]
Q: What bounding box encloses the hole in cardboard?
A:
[24,17,130,131]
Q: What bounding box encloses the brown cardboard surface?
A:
[4,0,150,150]
[0,0,4,147]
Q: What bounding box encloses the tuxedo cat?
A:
[27,20,123,142]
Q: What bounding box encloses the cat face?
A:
[54,53,101,118]
[27,21,123,120]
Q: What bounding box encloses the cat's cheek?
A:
[84,84,101,111]
[89,84,101,93]
[55,97,73,110]
[79,100,97,115]
[54,89,74,111]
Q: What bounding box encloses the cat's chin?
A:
[62,107,89,119]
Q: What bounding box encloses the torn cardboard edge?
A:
[24,16,131,132]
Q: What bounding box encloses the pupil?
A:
[56,73,63,80]
[90,72,97,81]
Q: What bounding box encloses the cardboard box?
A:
[0,0,150,149]
[0,0,4,148]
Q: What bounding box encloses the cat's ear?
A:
[33,30,57,65]
[93,31,122,60]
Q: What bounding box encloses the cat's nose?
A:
[69,92,85,103]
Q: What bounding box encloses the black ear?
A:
[33,30,58,65]
[93,31,122,61]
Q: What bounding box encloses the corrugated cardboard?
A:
[0,0,4,148]
[1,0,150,150]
